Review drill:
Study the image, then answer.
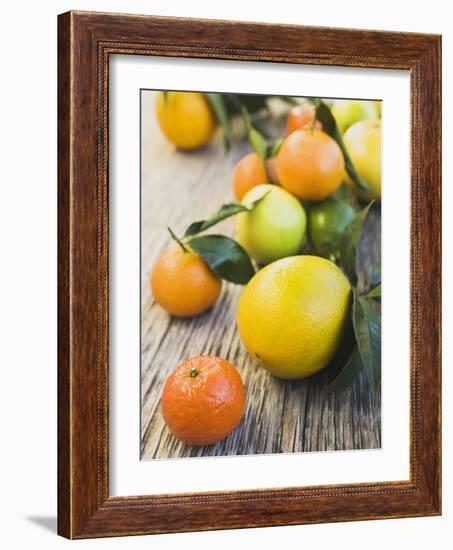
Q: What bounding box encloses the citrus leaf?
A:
[337,201,374,284]
[365,283,381,299]
[268,137,284,158]
[184,204,249,237]
[248,126,268,160]
[236,103,269,161]
[329,183,348,201]
[352,289,381,396]
[187,234,255,284]
[184,193,269,237]
[312,99,370,192]
[327,346,363,393]
[205,93,232,150]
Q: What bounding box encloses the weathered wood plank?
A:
[140,91,381,459]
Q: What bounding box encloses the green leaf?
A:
[236,103,269,161]
[187,235,255,284]
[327,346,364,393]
[268,137,284,158]
[352,289,381,396]
[184,193,269,237]
[337,201,374,284]
[312,99,370,192]
[329,183,348,201]
[365,283,381,299]
[248,127,268,160]
[204,93,232,150]
[184,204,249,237]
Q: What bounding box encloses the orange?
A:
[161,356,246,446]
[266,157,279,184]
[155,91,217,150]
[286,103,321,134]
[232,152,268,200]
[237,256,351,379]
[276,129,345,201]
[151,242,221,317]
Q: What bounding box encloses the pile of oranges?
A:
[151,92,381,447]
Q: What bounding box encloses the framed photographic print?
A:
[58,11,441,538]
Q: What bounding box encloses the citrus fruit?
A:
[285,103,321,134]
[374,101,382,118]
[236,184,307,265]
[237,256,351,379]
[151,242,221,317]
[266,157,279,184]
[276,129,345,201]
[343,119,381,201]
[161,355,246,446]
[309,199,356,256]
[331,99,379,134]
[155,91,217,150]
[232,152,268,200]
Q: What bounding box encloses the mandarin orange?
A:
[232,152,268,200]
[161,356,245,446]
[151,242,221,317]
[276,129,345,201]
[285,103,321,134]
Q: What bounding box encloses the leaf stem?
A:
[309,98,320,135]
[167,226,189,253]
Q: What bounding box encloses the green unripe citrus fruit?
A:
[236,184,307,265]
[309,199,356,258]
[331,99,379,134]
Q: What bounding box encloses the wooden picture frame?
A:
[58,10,441,539]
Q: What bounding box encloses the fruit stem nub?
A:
[189,368,200,378]
[167,226,188,253]
[309,98,321,136]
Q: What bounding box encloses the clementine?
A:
[161,356,246,446]
[155,91,217,150]
[286,103,321,134]
[232,152,268,200]
[276,129,345,201]
[151,242,221,317]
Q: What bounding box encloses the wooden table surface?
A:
[140,91,381,459]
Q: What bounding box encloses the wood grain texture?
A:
[140,92,381,459]
[58,11,441,539]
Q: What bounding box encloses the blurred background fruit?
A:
[374,101,382,117]
[266,157,280,184]
[236,184,307,265]
[237,256,351,379]
[285,102,321,134]
[276,129,345,201]
[331,99,380,134]
[343,119,382,201]
[232,152,269,200]
[155,91,217,150]
[151,241,221,317]
[161,355,245,446]
[309,198,356,258]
